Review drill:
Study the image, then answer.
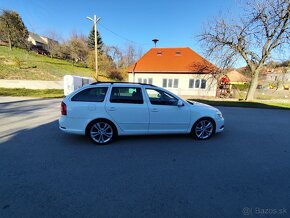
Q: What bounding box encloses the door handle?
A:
[108,107,116,111]
[151,108,158,112]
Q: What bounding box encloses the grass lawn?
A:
[188,98,290,110]
[0,88,64,98]
[0,46,96,80]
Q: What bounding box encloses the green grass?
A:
[188,98,290,110]
[0,88,64,98]
[0,46,95,80]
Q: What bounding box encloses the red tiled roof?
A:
[128,47,217,74]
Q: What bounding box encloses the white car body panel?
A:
[105,86,150,134]
[59,83,224,138]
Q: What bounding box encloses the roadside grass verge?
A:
[0,46,94,80]
[0,88,64,98]
[188,99,290,110]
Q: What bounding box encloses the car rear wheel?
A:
[192,118,215,140]
[88,120,115,145]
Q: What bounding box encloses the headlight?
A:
[216,111,223,119]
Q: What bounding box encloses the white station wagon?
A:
[59,82,224,145]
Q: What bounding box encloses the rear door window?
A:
[110,87,143,104]
[71,87,108,102]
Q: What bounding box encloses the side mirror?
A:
[177,99,184,107]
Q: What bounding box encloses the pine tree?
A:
[0,10,29,50]
[88,27,103,54]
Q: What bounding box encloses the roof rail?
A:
[90,81,156,87]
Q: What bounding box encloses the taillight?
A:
[61,102,67,115]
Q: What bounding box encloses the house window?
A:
[201,79,207,89]
[163,78,178,88]
[138,78,153,84]
[162,79,167,88]
[176,51,181,56]
[195,79,200,88]
[173,79,179,88]
[189,79,194,88]
[157,51,162,56]
[168,79,173,87]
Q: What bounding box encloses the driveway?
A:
[0,97,289,218]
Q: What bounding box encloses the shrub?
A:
[108,70,123,81]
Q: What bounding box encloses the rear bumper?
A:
[59,116,85,135]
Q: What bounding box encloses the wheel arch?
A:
[191,116,216,133]
[85,118,118,137]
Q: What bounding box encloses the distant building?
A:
[128,47,218,97]
[265,70,290,83]
[226,70,250,84]
[262,68,290,90]
[27,32,58,54]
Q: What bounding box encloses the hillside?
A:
[0,46,109,81]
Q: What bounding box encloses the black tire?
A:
[86,119,116,145]
[192,118,215,140]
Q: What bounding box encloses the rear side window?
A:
[110,87,143,104]
[71,87,108,102]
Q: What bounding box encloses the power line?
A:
[99,23,150,46]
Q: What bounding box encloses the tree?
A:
[87,46,115,77]
[106,46,123,69]
[121,44,139,68]
[0,10,29,50]
[199,0,290,101]
[45,31,62,58]
[87,27,104,54]
[67,33,89,65]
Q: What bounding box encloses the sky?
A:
[0,0,241,59]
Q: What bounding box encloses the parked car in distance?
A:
[59,82,224,145]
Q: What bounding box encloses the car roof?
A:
[89,82,156,88]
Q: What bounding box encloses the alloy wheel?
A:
[195,119,214,139]
[90,122,113,144]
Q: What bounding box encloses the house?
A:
[262,68,290,90]
[265,70,290,83]
[128,47,218,97]
[27,32,58,54]
[226,70,250,84]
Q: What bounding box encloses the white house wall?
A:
[128,73,217,97]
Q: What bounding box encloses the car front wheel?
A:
[87,120,115,145]
[192,118,215,140]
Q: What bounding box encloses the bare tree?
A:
[44,31,62,58]
[106,46,123,69]
[122,44,138,67]
[66,33,89,65]
[199,0,290,101]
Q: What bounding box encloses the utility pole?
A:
[87,15,101,81]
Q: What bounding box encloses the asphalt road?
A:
[0,97,289,218]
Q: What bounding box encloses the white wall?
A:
[129,73,217,97]
[0,79,63,89]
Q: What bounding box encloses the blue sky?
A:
[0,0,239,56]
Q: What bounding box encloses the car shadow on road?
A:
[0,119,226,151]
